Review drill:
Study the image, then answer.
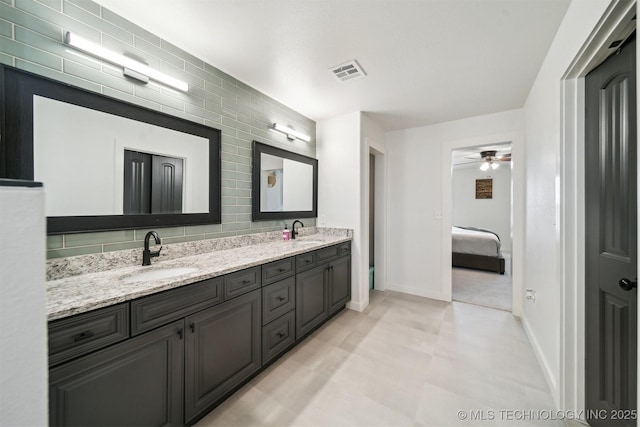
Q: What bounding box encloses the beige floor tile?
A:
[195,291,559,427]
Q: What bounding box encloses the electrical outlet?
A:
[526,288,536,303]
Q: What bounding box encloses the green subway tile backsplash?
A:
[66,0,99,17]
[2,0,316,259]
[0,19,12,37]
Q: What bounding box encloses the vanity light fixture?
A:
[270,123,311,142]
[64,32,189,92]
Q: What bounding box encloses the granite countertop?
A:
[47,233,351,321]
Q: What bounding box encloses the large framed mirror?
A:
[252,141,317,221]
[0,65,221,234]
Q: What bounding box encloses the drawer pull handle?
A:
[241,280,251,285]
[278,296,286,301]
[276,332,286,338]
[177,328,183,339]
[304,259,312,264]
[189,322,195,333]
[277,268,286,273]
[73,331,95,342]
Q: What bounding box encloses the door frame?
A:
[441,131,525,316]
[559,0,637,415]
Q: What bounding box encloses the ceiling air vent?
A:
[329,60,366,82]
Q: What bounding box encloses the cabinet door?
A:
[49,320,184,427]
[329,256,351,315]
[296,264,328,339]
[184,289,261,424]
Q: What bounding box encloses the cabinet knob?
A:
[189,322,195,333]
[177,328,183,339]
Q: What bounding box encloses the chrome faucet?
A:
[291,220,304,239]
[142,231,162,266]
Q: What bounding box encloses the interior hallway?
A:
[195,291,560,426]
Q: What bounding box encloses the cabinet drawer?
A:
[131,277,224,336]
[48,303,129,366]
[296,251,316,272]
[224,266,261,300]
[262,257,295,285]
[262,277,295,325]
[262,310,295,365]
[337,242,351,257]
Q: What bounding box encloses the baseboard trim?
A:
[346,300,367,312]
[386,283,448,302]
[521,315,560,407]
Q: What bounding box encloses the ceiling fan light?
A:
[480,162,490,171]
[491,162,499,170]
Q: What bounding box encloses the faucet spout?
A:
[291,220,304,240]
[142,231,162,266]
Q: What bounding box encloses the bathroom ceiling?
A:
[93,0,571,131]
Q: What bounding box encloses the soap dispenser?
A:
[282,223,290,241]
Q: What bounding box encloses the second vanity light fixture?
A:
[65,32,189,92]
[270,123,311,142]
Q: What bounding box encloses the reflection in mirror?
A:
[0,65,221,234]
[260,153,313,212]
[252,141,317,221]
[33,96,209,217]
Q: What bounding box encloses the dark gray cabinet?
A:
[296,244,351,339]
[296,264,329,339]
[48,240,351,426]
[185,289,261,424]
[49,320,184,427]
[329,255,351,315]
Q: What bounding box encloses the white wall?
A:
[317,111,387,312]
[0,184,48,426]
[521,0,612,407]
[452,163,512,252]
[385,109,524,300]
[317,112,366,310]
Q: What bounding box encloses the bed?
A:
[452,226,505,274]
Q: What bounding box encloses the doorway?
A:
[450,144,513,311]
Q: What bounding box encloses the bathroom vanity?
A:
[46,233,351,426]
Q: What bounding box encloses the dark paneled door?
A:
[585,36,637,426]
[124,150,183,214]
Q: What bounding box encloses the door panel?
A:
[585,36,637,427]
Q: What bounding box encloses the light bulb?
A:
[480,162,490,171]
[491,162,499,170]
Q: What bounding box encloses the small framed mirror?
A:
[252,141,317,221]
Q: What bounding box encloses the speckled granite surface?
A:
[47,228,352,321]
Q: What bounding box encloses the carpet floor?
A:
[452,262,512,311]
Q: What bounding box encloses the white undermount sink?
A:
[123,267,199,283]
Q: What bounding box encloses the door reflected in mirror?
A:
[252,141,317,221]
[33,96,209,217]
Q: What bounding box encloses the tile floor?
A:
[195,290,562,427]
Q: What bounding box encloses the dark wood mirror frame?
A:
[0,65,221,234]
[252,141,318,221]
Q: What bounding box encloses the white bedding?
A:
[452,226,501,257]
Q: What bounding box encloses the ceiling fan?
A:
[465,150,511,171]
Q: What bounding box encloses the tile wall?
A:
[0,0,317,259]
